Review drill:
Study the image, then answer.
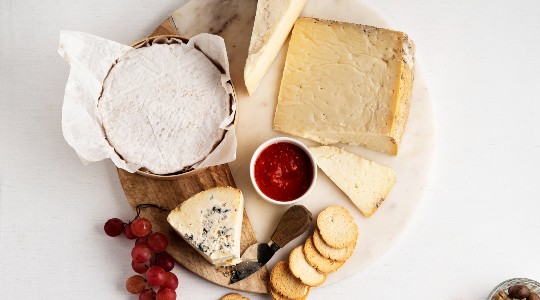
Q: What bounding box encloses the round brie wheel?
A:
[98,43,230,174]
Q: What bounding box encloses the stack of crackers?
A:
[269,206,358,299]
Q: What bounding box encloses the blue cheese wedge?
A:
[274,18,415,155]
[310,146,396,217]
[167,187,243,266]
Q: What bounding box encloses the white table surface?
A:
[1,0,539,299]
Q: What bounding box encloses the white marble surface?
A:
[1,0,540,299]
[169,0,434,287]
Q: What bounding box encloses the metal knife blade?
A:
[230,242,280,283]
[229,205,313,284]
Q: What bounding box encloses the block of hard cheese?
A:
[244,0,308,95]
[310,146,396,217]
[274,18,415,155]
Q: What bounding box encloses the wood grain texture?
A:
[118,166,269,294]
[150,17,177,37]
[271,205,313,248]
[116,16,269,294]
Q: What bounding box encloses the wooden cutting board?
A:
[117,0,269,294]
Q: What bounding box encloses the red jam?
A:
[254,142,314,202]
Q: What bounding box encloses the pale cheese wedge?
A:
[274,18,415,155]
[310,146,396,217]
[244,0,308,95]
[167,187,243,266]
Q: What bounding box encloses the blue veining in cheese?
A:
[167,187,244,266]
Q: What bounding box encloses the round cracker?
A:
[289,246,327,287]
[317,206,358,248]
[303,235,345,273]
[312,229,355,261]
[270,287,309,300]
[270,288,290,300]
[220,293,248,300]
[270,261,310,299]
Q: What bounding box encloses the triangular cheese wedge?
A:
[309,146,396,217]
[244,0,308,95]
[167,187,244,266]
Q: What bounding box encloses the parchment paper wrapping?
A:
[58,31,237,174]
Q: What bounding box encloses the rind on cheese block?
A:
[244,0,308,95]
[310,146,396,217]
[167,187,243,266]
[274,18,415,155]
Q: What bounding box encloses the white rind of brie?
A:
[98,43,230,174]
[58,32,237,174]
[244,0,308,95]
[167,187,244,267]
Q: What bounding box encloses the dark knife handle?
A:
[270,205,313,248]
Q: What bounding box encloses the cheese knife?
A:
[230,205,313,284]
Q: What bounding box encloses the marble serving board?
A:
[127,0,435,294]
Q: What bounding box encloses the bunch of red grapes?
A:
[104,216,178,300]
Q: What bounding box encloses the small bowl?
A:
[487,278,540,299]
[250,137,317,205]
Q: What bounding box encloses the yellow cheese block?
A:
[274,18,415,155]
[310,146,396,217]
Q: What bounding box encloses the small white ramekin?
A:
[249,137,317,205]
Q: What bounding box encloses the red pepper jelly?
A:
[254,142,314,202]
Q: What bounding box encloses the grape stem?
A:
[133,204,170,222]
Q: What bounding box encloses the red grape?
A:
[135,236,148,246]
[148,232,168,253]
[146,266,166,286]
[156,287,176,300]
[161,272,178,290]
[126,275,146,294]
[157,252,175,272]
[131,218,152,237]
[124,223,137,240]
[157,252,174,272]
[149,252,157,266]
[132,244,153,263]
[132,260,150,274]
[139,289,155,300]
[104,218,124,237]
